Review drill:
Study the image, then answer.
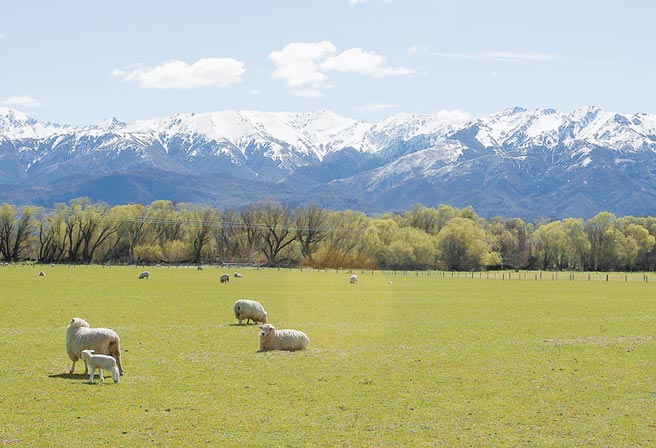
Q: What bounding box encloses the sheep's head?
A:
[69,318,90,328]
[80,349,95,360]
[259,324,275,338]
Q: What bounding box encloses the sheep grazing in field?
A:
[80,349,120,383]
[138,271,150,279]
[234,299,267,325]
[38,271,46,277]
[220,274,230,283]
[66,318,124,376]
[197,266,203,271]
[234,272,243,278]
[259,324,309,352]
[349,274,358,284]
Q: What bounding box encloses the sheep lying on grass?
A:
[66,318,124,375]
[220,274,230,283]
[138,271,150,279]
[81,350,120,383]
[259,324,309,352]
[234,272,243,278]
[349,275,358,284]
[234,299,267,325]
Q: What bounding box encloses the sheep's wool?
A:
[66,318,123,375]
[259,324,310,351]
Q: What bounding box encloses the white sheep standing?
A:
[81,349,120,383]
[66,318,124,375]
[220,274,230,283]
[233,299,268,325]
[349,274,358,284]
[138,271,150,279]
[259,324,310,352]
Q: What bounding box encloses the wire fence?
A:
[2,261,653,283]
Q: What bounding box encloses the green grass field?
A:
[0,265,654,447]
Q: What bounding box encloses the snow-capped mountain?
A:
[2,106,656,218]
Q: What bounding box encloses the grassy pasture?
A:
[0,265,654,447]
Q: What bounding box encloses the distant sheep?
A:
[234,299,267,325]
[234,272,243,278]
[259,324,309,352]
[66,318,123,376]
[138,271,150,279]
[38,271,46,277]
[349,274,358,284]
[81,349,120,383]
[197,266,203,271]
[220,274,230,283]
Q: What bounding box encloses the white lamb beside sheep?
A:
[66,318,124,376]
[81,349,120,383]
[234,299,267,325]
[259,324,309,351]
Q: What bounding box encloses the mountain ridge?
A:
[1,106,656,219]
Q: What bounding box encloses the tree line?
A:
[1,198,655,272]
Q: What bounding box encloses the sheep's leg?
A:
[83,359,89,375]
[99,369,104,382]
[69,360,77,374]
[88,368,95,383]
[113,352,124,375]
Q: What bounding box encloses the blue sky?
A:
[1,0,654,125]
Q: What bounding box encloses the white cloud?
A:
[349,0,367,4]
[355,102,400,113]
[0,32,5,40]
[269,41,413,99]
[3,96,42,108]
[489,71,501,78]
[322,48,413,78]
[111,58,245,89]
[249,88,262,95]
[268,41,336,88]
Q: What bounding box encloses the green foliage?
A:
[2,199,656,271]
[0,266,654,446]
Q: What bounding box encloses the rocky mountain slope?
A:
[1,106,656,219]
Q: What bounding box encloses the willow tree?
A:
[258,201,298,266]
[0,204,38,262]
[436,217,501,270]
[295,204,328,264]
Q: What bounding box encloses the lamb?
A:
[138,271,150,279]
[38,271,46,276]
[80,349,120,383]
[220,274,230,283]
[66,318,124,376]
[259,324,309,351]
[349,274,358,284]
[233,299,267,325]
[234,272,243,278]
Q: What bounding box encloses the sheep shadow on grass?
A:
[48,373,89,380]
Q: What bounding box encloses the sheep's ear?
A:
[70,318,75,323]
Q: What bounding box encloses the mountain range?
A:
[1,105,656,219]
